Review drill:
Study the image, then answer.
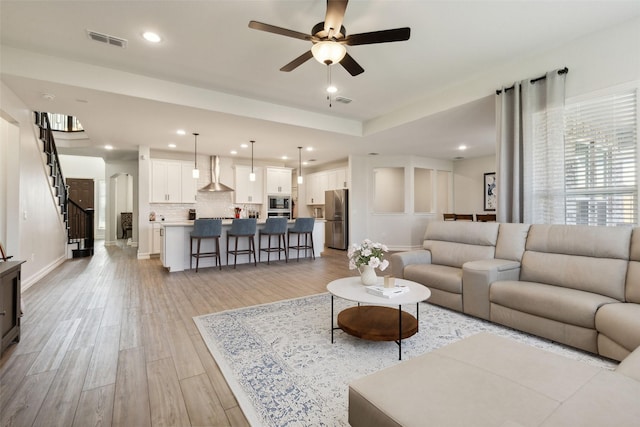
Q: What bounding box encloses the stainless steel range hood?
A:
[199,156,234,192]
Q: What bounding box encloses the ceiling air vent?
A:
[87,30,128,48]
[335,96,352,104]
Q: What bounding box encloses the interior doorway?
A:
[110,173,133,242]
[67,178,95,241]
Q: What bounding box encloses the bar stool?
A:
[226,218,257,268]
[190,219,222,272]
[258,217,288,264]
[288,217,315,261]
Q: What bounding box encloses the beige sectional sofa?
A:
[350,221,640,426]
[349,333,640,427]
[390,221,640,361]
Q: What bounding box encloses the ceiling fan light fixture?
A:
[311,41,346,65]
[326,85,338,94]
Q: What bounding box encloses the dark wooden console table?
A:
[1,260,24,354]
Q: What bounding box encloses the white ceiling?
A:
[1,1,639,167]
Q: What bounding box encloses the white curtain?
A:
[496,69,567,224]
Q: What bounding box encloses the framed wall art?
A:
[484,172,496,211]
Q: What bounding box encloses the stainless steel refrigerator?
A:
[325,189,348,250]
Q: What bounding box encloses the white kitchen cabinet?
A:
[150,159,196,203]
[234,165,264,203]
[306,171,328,204]
[180,163,197,203]
[329,168,348,189]
[266,167,292,194]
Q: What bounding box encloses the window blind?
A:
[564,90,638,226]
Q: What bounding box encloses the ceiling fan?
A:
[248,0,410,76]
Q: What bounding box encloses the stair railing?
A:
[34,112,94,257]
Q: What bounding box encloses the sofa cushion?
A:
[520,251,627,301]
[616,345,640,381]
[424,220,499,246]
[490,281,618,329]
[526,224,632,260]
[349,333,605,427]
[403,264,462,294]
[595,303,640,354]
[625,261,640,303]
[495,223,530,261]
[540,370,640,427]
[423,241,495,269]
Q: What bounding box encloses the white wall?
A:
[366,16,640,136]
[350,154,453,251]
[58,154,106,239]
[453,155,496,215]
[0,82,67,289]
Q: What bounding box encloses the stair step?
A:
[72,248,93,258]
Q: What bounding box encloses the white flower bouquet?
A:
[348,239,389,271]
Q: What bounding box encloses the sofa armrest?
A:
[390,250,432,279]
[616,345,640,382]
[462,259,521,320]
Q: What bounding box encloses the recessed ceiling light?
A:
[281,156,288,160]
[42,93,55,101]
[143,31,162,43]
[458,144,468,151]
[105,145,114,150]
[326,86,338,94]
[302,161,308,166]
[176,129,186,135]
[168,143,176,148]
[240,143,248,148]
[306,147,313,152]
[230,150,238,155]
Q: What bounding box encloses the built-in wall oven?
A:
[268,196,290,210]
[268,195,291,219]
[267,211,291,219]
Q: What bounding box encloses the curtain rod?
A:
[496,67,568,95]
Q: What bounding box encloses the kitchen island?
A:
[160,219,325,272]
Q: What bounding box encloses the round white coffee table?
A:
[327,276,431,360]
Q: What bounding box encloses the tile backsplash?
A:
[149,192,262,221]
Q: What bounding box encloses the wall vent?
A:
[87,30,128,48]
[335,96,352,104]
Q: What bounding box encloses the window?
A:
[564,90,637,226]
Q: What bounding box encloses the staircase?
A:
[34,112,94,258]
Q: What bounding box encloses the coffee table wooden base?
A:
[337,306,418,341]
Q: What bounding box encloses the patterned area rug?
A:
[193,293,616,427]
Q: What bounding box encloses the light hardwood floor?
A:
[1,241,354,426]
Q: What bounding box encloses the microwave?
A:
[268,196,290,210]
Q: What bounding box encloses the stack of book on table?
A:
[365,285,410,298]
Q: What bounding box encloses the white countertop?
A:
[154,218,325,227]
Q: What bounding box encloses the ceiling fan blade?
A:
[339,53,364,76]
[280,50,314,72]
[248,21,312,41]
[324,0,348,36]
[343,27,411,46]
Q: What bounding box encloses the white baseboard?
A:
[137,252,150,260]
[21,255,66,292]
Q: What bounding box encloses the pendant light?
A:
[297,146,303,184]
[249,140,256,182]
[192,133,200,179]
